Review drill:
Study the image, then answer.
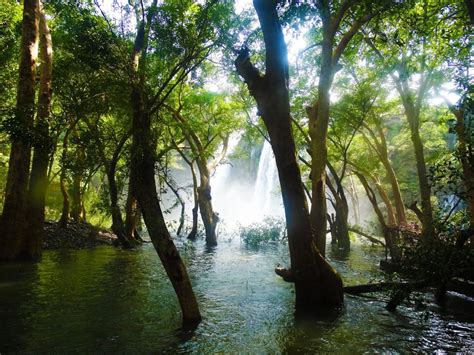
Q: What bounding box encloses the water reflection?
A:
[0,239,472,353]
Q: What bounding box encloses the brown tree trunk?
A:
[374,122,407,225]
[374,179,396,227]
[187,162,199,240]
[130,97,201,325]
[23,4,52,260]
[196,169,218,246]
[236,0,343,310]
[128,0,201,325]
[327,162,350,251]
[0,0,39,260]
[355,171,401,261]
[451,106,474,228]
[125,184,141,243]
[71,169,83,223]
[406,109,434,239]
[59,134,70,228]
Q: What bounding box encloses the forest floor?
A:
[43,221,118,249]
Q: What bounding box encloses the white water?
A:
[213,139,283,228]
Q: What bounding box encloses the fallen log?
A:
[348,227,386,247]
[343,280,429,295]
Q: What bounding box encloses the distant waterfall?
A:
[252,140,280,218]
[208,138,284,228]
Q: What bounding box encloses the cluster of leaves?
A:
[239,217,286,247]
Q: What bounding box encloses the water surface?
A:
[0,239,472,353]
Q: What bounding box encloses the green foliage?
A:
[239,217,286,247]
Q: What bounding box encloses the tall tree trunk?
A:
[355,171,401,261]
[327,162,350,251]
[374,122,407,225]
[70,136,85,223]
[348,174,360,225]
[23,4,52,260]
[125,184,141,243]
[450,105,474,228]
[130,98,201,325]
[406,109,434,239]
[187,162,199,240]
[0,0,39,260]
[129,0,201,325]
[236,0,343,309]
[374,179,396,227]
[59,131,70,228]
[196,167,218,246]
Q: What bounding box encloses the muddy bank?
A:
[43,221,118,249]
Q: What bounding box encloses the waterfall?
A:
[251,140,281,219]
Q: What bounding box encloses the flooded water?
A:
[0,238,473,353]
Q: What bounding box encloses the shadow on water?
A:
[0,238,472,353]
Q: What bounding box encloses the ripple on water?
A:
[0,239,472,353]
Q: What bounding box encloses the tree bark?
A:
[373,121,407,225]
[188,162,199,240]
[71,141,85,223]
[23,4,52,260]
[355,171,401,261]
[125,184,141,243]
[236,0,343,310]
[450,105,474,228]
[129,0,201,325]
[0,0,39,260]
[59,132,70,228]
[327,162,350,251]
[197,167,218,246]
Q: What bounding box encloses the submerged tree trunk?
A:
[130,99,201,325]
[24,5,52,260]
[188,162,199,240]
[326,162,350,251]
[197,168,218,246]
[125,185,141,243]
[405,108,434,239]
[0,0,39,260]
[128,0,201,325]
[236,0,343,309]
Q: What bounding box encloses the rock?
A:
[43,221,118,250]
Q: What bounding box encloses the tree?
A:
[0,0,39,260]
[305,0,391,256]
[236,0,343,310]
[24,2,53,258]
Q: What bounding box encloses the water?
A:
[1,239,472,353]
[213,140,284,228]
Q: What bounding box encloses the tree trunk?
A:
[375,122,407,225]
[327,163,350,251]
[187,161,199,240]
[0,0,39,261]
[451,105,474,228]
[236,0,343,310]
[406,110,434,239]
[71,169,83,223]
[375,180,396,227]
[59,134,70,228]
[128,0,201,325]
[355,171,401,261]
[125,184,141,243]
[197,170,218,246]
[23,5,52,260]
[130,94,201,325]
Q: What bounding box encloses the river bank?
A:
[43,221,118,249]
